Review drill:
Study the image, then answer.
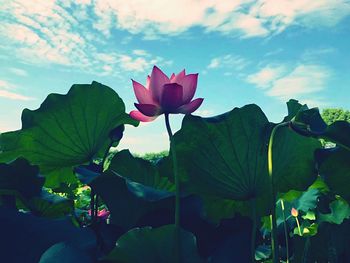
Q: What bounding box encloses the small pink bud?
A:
[291,207,299,217]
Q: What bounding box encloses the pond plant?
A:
[0,65,350,263]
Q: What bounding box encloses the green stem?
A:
[280,199,289,263]
[251,199,257,263]
[165,113,181,263]
[295,217,302,236]
[90,189,96,223]
[268,122,289,263]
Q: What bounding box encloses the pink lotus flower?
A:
[88,208,110,220]
[130,66,204,122]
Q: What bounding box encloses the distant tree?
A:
[321,108,350,125]
[135,151,169,163]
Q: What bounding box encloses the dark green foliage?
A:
[104,225,204,263]
[1,83,350,263]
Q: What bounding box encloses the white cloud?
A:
[264,48,284,57]
[132,49,149,56]
[0,0,171,76]
[267,65,330,100]
[0,80,34,101]
[251,0,350,32]
[9,68,28,76]
[246,64,331,103]
[246,65,286,89]
[91,0,350,38]
[301,47,336,61]
[0,80,15,90]
[208,54,250,71]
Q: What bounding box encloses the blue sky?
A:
[0,0,350,153]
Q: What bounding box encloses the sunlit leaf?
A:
[0,81,138,188]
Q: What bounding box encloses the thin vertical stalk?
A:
[295,217,302,236]
[165,113,181,263]
[268,122,289,263]
[280,199,290,263]
[251,199,257,263]
[90,189,95,223]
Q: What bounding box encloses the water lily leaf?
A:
[293,222,318,237]
[0,81,138,188]
[319,197,350,225]
[282,99,308,122]
[290,107,350,151]
[0,158,44,199]
[171,104,271,203]
[272,127,320,192]
[104,225,204,263]
[74,163,103,185]
[166,104,319,220]
[0,208,96,263]
[109,149,174,192]
[28,190,74,218]
[39,242,93,263]
[201,194,270,224]
[318,148,350,203]
[89,171,174,229]
[255,245,271,261]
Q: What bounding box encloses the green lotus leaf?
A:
[319,197,350,225]
[171,104,271,202]
[318,148,350,203]
[282,99,308,122]
[201,195,270,224]
[108,149,174,192]
[272,126,321,192]
[165,104,319,221]
[0,208,96,263]
[39,242,93,263]
[0,81,138,188]
[0,158,44,199]
[291,107,350,151]
[104,225,204,263]
[28,190,74,218]
[89,171,174,229]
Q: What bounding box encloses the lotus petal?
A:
[149,66,169,103]
[160,83,184,112]
[177,98,204,114]
[132,80,154,104]
[178,74,198,104]
[134,103,161,117]
[130,110,158,122]
[171,69,186,84]
[146,75,150,89]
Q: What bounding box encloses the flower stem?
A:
[268,122,289,263]
[90,188,95,223]
[295,217,302,236]
[251,199,257,263]
[165,113,181,263]
[280,199,290,263]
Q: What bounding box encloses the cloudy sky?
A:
[0,0,349,153]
